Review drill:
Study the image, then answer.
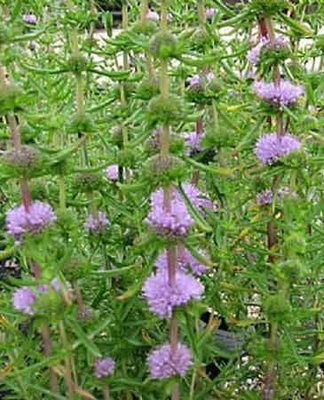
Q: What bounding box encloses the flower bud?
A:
[144,154,186,186]
[2,145,41,177]
[149,32,178,59]
[110,125,123,146]
[148,95,183,126]
[67,54,88,74]
[75,172,103,193]
[117,148,137,168]
[68,113,95,135]
[264,294,291,323]
[136,78,160,100]
[0,84,23,115]
[250,0,290,15]
[132,21,158,35]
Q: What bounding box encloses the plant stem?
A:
[263,322,278,400]
[103,384,111,400]
[197,0,206,25]
[59,321,75,399]
[140,0,149,23]
[41,324,60,395]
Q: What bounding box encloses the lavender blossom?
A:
[146,9,160,21]
[255,133,301,165]
[206,71,215,82]
[148,342,193,379]
[12,287,37,315]
[248,36,288,65]
[143,270,204,318]
[182,183,215,210]
[23,13,37,25]
[146,188,194,237]
[106,164,119,181]
[253,79,304,107]
[187,74,202,88]
[156,248,208,276]
[187,72,214,89]
[257,187,297,205]
[248,37,269,65]
[6,201,56,242]
[205,8,216,20]
[84,211,109,233]
[257,189,274,205]
[277,187,297,200]
[94,357,116,378]
[184,131,203,155]
[38,278,62,294]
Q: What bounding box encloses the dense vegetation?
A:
[0,1,323,399]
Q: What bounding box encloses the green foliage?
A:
[0,1,322,399]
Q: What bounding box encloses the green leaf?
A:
[66,320,102,357]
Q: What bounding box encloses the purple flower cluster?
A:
[6,201,56,242]
[257,187,297,205]
[156,247,208,276]
[106,164,119,181]
[146,184,214,236]
[248,37,269,65]
[253,79,304,107]
[12,279,63,315]
[255,133,301,165]
[94,357,116,378]
[146,188,194,237]
[148,343,193,379]
[84,211,109,233]
[182,183,215,210]
[248,36,288,65]
[205,8,216,20]
[12,287,37,315]
[183,131,203,155]
[187,72,215,89]
[146,9,159,21]
[143,270,204,318]
[23,13,37,25]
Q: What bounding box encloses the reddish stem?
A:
[20,178,32,211]
[258,17,268,37]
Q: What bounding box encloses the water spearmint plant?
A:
[0,1,322,399]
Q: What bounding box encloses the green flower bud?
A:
[144,154,187,186]
[280,259,304,283]
[149,32,178,59]
[0,84,23,115]
[67,54,88,74]
[68,113,95,135]
[192,28,213,51]
[49,157,72,177]
[36,289,66,318]
[132,21,158,36]
[148,95,183,126]
[117,148,137,168]
[111,125,123,146]
[74,172,103,193]
[250,0,290,15]
[264,294,291,323]
[136,78,160,100]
